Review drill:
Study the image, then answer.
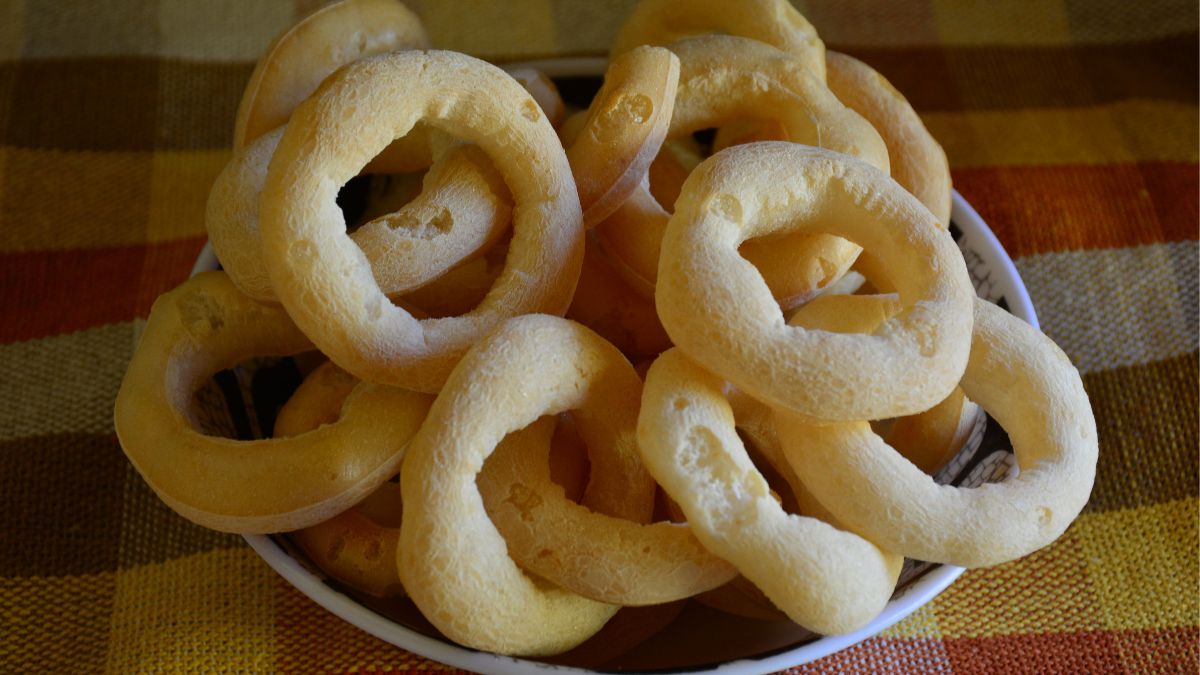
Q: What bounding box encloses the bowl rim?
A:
[200,55,1043,675]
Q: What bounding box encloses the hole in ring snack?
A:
[478,398,738,606]
[399,315,636,655]
[782,293,981,477]
[113,272,434,534]
[208,128,512,304]
[656,142,975,421]
[275,362,602,604]
[259,51,583,393]
[776,298,1098,568]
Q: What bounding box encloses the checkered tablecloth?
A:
[1,1,1196,672]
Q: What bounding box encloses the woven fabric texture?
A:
[0,0,1196,673]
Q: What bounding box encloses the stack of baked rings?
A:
[115,0,1098,660]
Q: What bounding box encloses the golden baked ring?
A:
[400,238,509,318]
[596,36,887,306]
[712,377,902,623]
[886,387,980,475]
[260,51,582,392]
[113,272,433,534]
[786,292,981,475]
[290,486,404,598]
[208,129,511,303]
[664,33,885,177]
[709,116,859,311]
[233,0,429,150]
[826,51,951,228]
[275,362,406,599]
[827,50,952,292]
[637,348,901,634]
[277,368,596,603]
[611,0,826,81]
[589,184,667,299]
[399,315,655,655]
[776,299,1098,567]
[479,403,738,606]
[273,359,360,436]
[658,143,974,421]
[567,46,679,228]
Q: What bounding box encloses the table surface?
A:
[1,1,1196,673]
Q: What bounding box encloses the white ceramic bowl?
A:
[191,57,1038,675]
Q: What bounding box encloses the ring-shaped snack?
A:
[568,46,679,228]
[776,299,1098,568]
[657,143,974,421]
[273,359,361,436]
[589,183,667,299]
[479,394,738,605]
[290,482,405,598]
[275,362,406,599]
[690,384,809,623]
[709,117,858,311]
[611,0,826,81]
[208,128,511,303]
[785,292,982,475]
[886,387,980,475]
[233,0,428,150]
[694,88,855,313]
[739,294,970,512]
[596,36,886,307]
[260,51,583,392]
[827,50,953,293]
[557,109,588,147]
[290,482,404,598]
[278,367,593,603]
[637,348,901,634]
[399,315,657,655]
[826,51,951,228]
[728,398,901,623]
[113,272,434,534]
